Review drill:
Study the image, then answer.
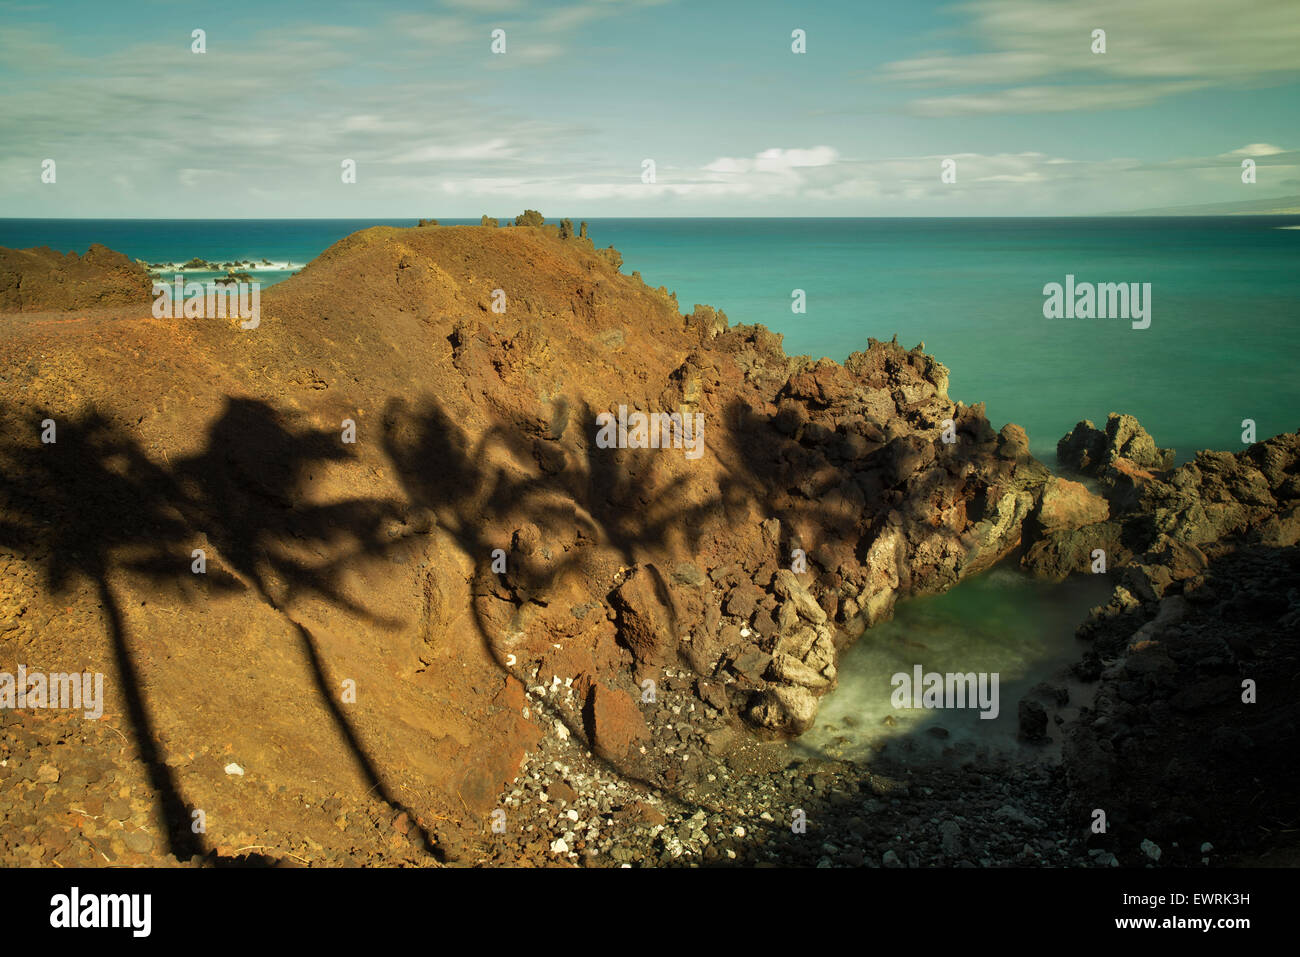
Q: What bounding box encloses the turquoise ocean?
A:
[4,217,1296,464]
[5,216,1296,752]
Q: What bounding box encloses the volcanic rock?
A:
[0,243,153,311]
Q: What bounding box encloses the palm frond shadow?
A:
[379,393,859,823]
[0,387,886,863]
[0,399,437,862]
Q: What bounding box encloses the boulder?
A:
[747,685,819,734]
[611,564,678,666]
[773,568,826,624]
[1036,476,1109,533]
[996,423,1032,462]
[1022,520,1130,581]
[1106,414,1175,471]
[583,684,649,759]
[767,653,831,689]
[1018,699,1049,742]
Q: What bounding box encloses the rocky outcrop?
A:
[0,217,1075,864]
[1055,426,1300,863]
[4,217,1293,868]
[1059,413,1175,475]
[745,571,838,732]
[1027,419,1300,579]
[0,243,154,311]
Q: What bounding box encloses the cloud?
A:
[0,12,589,216]
[703,146,839,175]
[881,0,1300,115]
[385,140,519,164]
[1226,143,1286,157]
[178,169,217,188]
[909,81,1208,116]
[0,1,1289,217]
[558,144,1298,214]
[1140,145,1300,170]
[565,147,1142,208]
[440,0,523,10]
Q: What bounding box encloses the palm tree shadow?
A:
[0,398,441,862]
[0,385,882,865]
[171,397,439,859]
[379,393,844,819]
[0,404,203,861]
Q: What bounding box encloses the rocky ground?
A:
[0,218,1294,867]
[1049,418,1300,867]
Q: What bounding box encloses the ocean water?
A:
[3,217,1296,464]
[4,217,1295,754]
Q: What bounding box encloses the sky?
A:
[1,0,1297,217]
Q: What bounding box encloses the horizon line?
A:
[5,214,1300,222]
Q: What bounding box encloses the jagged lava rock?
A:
[1058,413,1174,475]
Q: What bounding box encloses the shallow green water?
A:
[798,566,1114,763]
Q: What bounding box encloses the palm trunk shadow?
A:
[282,611,441,861]
[96,576,205,862]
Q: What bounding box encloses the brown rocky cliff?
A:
[0,243,153,311]
[0,220,1062,862]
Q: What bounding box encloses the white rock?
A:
[224,763,244,776]
[550,838,569,854]
[566,809,579,822]
[555,721,570,740]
